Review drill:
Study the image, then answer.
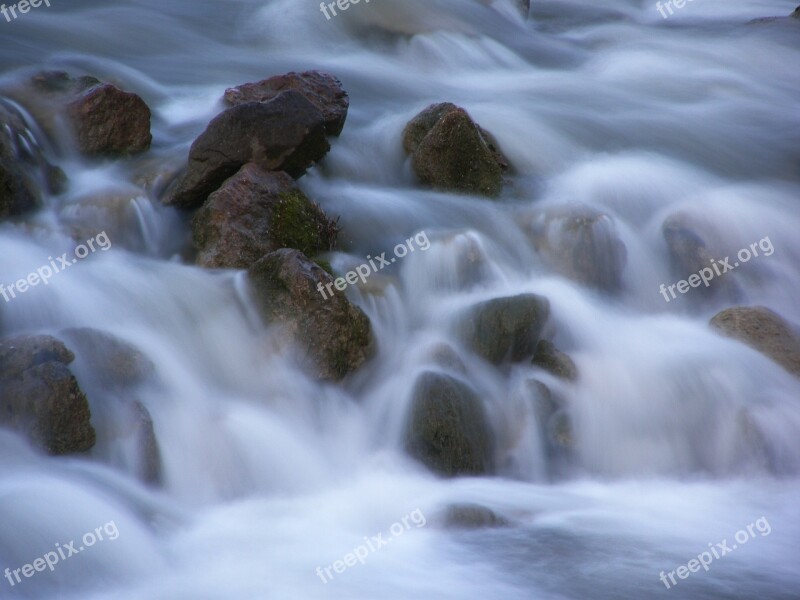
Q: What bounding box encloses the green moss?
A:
[271,190,338,256]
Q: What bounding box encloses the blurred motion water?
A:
[1,0,799,598]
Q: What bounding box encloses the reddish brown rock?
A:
[224,71,349,136]
[192,163,337,269]
[164,90,330,209]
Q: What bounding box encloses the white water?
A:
[1,1,800,598]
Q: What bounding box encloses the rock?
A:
[192,164,338,269]
[460,294,550,364]
[403,103,509,198]
[224,71,349,136]
[405,371,493,476]
[662,213,740,302]
[67,83,152,157]
[58,328,161,484]
[164,90,330,209]
[59,328,155,389]
[0,99,63,219]
[710,306,800,377]
[532,340,577,381]
[442,503,508,529]
[526,206,627,292]
[0,335,95,455]
[748,6,800,25]
[3,71,151,158]
[248,249,373,380]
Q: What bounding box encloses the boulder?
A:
[710,306,800,377]
[192,164,338,269]
[662,213,740,302]
[164,90,330,209]
[460,293,550,364]
[224,71,349,136]
[59,328,161,484]
[526,206,627,292]
[532,340,577,381]
[3,71,151,158]
[405,371,493,476]
[59,328,155,389]
[248,249,373,380]
[0,335,95,454]
[0,100,64,219]
[442,503,508,529]
[402,103,509,198]
[67,83,152,157]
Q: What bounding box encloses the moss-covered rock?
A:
[460,293,550,364]
[248,249,373,380]
[405,371,493,476]
[192,163,337,269]
[403,103,509,198]
[442,503,509,529]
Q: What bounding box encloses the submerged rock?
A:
[0,100,64,219]
[442,503,509,529]
[526,206,627,292]
[59,328,161,484]
[224,71,349,136]
[0,335,95,455]
[4,71,151,158]
[532,340,577,381]
[248,249,373,380]
[403,102,509,198]
[710,306,800,377]
[164,90,330,209]
[460,293,550,364]
[192,163,338,269]
[405,371,493,476]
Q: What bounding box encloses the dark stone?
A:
[403,103,509,197]
[192,164,337,269]
[461,293,550,364]
[164,90,330,209]
[248,249,373,380]
[443,503,508,529]
[532,340,577,381]
[0,335,95,455]
[405,371,493,476]
[224,71,349,136]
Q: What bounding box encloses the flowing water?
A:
[1,0,800,598]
